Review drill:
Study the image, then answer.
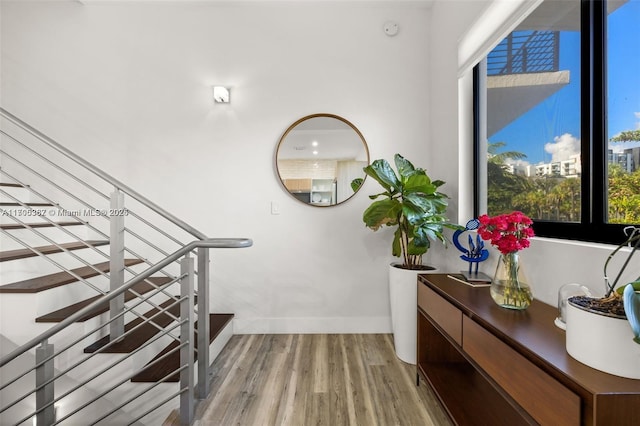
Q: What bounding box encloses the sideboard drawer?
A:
[418,283,462,345]
[463,316,580,425]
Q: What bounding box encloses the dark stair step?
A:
[36,277,172,323]
[0,183,24,187]
[131,313,234,383]
[0,202,53,206]
[0,221,83,230]
[0,240,109,262]
[84,294,185,353]
[0,259,144,293]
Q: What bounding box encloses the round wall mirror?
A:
[276,114,370,206]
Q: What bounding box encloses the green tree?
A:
[608,164,640,224]
[487,142,531,215]
[513,187,547,218]
[610,129,640,142]
[608,129,640,224]
[552,177,581,221]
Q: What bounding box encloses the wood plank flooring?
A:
[193,334,452,426]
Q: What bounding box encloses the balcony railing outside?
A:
[487,30,560,76]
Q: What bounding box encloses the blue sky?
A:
[490,0,640,165]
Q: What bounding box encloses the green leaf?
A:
[368,191,393,200]
[401,200,425,224]
[351,178,363,192]
[404,193,447,217]
[404,174,435,195]
[616,281,640,295]
[363,199,401,231]
[432,179,446,188]
[407,246,428,257]
[363,160,400,193]
[394,154,417,179]
[392,227,403,258]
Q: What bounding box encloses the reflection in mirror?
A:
[276,114,370,206]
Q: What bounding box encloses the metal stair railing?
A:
[0,107,205,240]
[0,239,252,425]
[1,125,189,342]
[0,170,185,316]
[0,107,207,342]
[0,108,254,424]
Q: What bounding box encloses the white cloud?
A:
[635,111,640,129]
[545,133,580,162]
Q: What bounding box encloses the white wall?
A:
[1,0,434,333]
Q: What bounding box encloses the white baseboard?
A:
[232,316,392,334]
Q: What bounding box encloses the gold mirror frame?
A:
[276,114,370,207]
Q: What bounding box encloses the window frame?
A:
[473,0,636,246]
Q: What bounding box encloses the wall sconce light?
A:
[213,86,230,103]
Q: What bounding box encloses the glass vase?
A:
[490,252,533,310]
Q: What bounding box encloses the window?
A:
[475,0,640,245]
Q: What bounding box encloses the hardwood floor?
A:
[193,334,452,426]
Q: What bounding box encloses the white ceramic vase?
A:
[389,263,438,365]
[566,302,640,379]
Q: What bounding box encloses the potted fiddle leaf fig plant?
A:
[362,153,459,269]
[360,153,460,364]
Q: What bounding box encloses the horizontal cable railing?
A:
[487,30,560,76]
[0,108,206,240]
[0,109,253,425]
[0,137,190,266]
[0,174,185,331]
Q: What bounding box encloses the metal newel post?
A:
[36,340,55,426]
[197,247,210,399]
[109,189,125,341]
[180,256,195,426]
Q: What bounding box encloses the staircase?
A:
[0,109,252,425]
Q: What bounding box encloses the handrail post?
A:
[180,256,195,426]
[197,247,210,399]
[109,189,125,341]
[36,340,55,425]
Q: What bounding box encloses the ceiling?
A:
[517,0,628,31]
[75,0,435,4]
[277,116,368,161]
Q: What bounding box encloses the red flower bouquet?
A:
[477,211,535,254]
[478,211,535,310]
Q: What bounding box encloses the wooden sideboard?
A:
[417,273,640,425]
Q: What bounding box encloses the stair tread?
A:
[131,313,234,383]
[0,240,109,262]
[35,277,173,323]
[0,202,53,206]
[84,295,183,353]
[0,221,83,230]
[0,259,144,293]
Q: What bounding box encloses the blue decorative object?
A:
[453,219,490,281]
[623,283,640,345]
